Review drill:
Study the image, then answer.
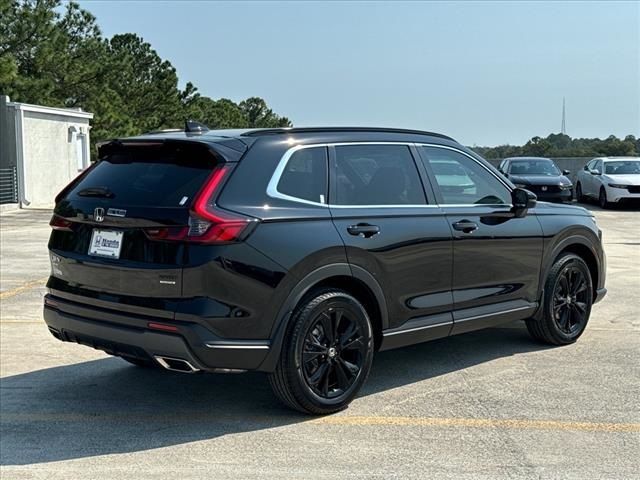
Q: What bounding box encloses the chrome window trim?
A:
[266,143,330,207]
[266,141,514,209]
[416,143,513,206]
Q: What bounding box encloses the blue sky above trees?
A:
[80,0,639,146]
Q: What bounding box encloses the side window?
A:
[420,146,511,205]
[594,160,603,174]
[333,145,426,206]
[277,147,327,203]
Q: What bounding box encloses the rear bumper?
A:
[43,295,272,372]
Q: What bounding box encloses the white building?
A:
[0,95,93,209]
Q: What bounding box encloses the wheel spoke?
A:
[319,312,334,343]
[571,275,585,295]
[342,335,364,351]
[558,276,569,296]
[305,336,326,351]
[339,322,358,348]
[337,357,360,375]
[333,310,343,342]
[574,301,587,314]
[334,360,352,390]
[302,349,324,364]
[321,363,331,396]
[308,362,328,387]
[559,306,571,332]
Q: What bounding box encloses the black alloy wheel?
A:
[551,265,589,335]
[269,289,374,415]
[301,307,367,399]
[526,253,593,345]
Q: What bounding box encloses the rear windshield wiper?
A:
[76,187,115,198]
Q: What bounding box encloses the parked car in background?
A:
[575,157,640,208]
[44,126,607,414]
[498,157,573,202]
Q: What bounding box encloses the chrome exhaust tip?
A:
[154,356,200,373]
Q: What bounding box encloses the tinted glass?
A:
[508,159,560,176]
[69,145,217,207]
[334,145,426,205]
[421,147,510,205]
[604,160,640,175]
[595,160,603,173]
[277,147,328,203]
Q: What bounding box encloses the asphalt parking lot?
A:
[1,205,638,479]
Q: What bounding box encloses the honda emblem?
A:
[94,207,105,223]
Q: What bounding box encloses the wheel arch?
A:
[538,234,601,311]
[257,263,388,372]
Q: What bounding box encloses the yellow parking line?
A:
[313,416,640,433]
[1,412,637,433]
[0,277,47,300]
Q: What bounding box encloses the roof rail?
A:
[240,127,455,141]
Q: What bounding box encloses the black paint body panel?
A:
[44,128,607,372]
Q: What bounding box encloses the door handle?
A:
[452,220,478,233]
[347,223,380,238]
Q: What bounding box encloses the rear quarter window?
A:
[276,147,328,203]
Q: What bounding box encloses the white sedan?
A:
[575,157,640,208]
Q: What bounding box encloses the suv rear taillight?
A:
[49,215,73,231]
[145,164,258,244]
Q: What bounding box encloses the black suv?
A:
[44,127,607,414]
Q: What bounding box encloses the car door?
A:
[328,143,454,344]
[417,145,543,334]
[578,160,592,196]
[591,159,605,195]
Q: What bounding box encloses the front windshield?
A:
[604,160,640,175]
[509,160,560,176]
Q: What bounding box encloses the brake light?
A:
[143,164,257,244]
[49,215,73,231]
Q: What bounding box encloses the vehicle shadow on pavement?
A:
[1,324,549,465]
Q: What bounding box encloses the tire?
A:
[269,289,374,415]
[120,356,160,368]
[526,253,593,345]
[599,187,611,209]
[575,182,585,203]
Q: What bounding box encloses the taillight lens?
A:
[144,164,257,244]
[49,215,73,231]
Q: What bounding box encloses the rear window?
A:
[68,143,219,207]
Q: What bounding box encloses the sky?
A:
[77,0,639,146]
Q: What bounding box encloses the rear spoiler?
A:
[97,137,248,162]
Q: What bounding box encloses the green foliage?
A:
[474,133,639,159]
[0,0,292,155]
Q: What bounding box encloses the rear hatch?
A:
[47,139,251,318]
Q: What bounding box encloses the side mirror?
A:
[562,169,570,175]
[590,169,601,175]
[512,188,536,218]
